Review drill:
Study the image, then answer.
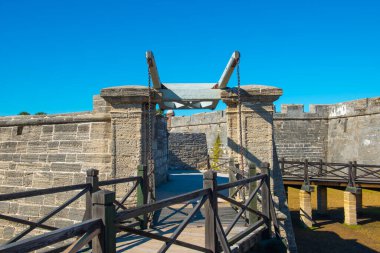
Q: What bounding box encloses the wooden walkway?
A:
[115,171,248,252]
[115,202,248,252]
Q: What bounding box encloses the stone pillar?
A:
[344,191,357,225]
[101,86,160,202]
[166,109,175,129]
[222,85,298,252]
[221,85,281,182]
[316,186,328,214]
[299,189,313,227]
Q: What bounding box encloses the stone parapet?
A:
[100,85,162,105]
[0,112,110,127]
[221,84,282,105]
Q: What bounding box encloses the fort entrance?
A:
[99,51,296,251]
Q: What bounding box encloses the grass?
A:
[287,187,380,253]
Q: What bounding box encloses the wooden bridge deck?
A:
[114,170,249,252]
[115,202,248,252]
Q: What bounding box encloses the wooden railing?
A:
[0,163,280,253]
[106,162,279,253]
[0,218,102,253]
[280,158,380,187]
[0,165,148,253]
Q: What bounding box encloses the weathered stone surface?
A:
[51,162,81,172]
[299,190,313,227]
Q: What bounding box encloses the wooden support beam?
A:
[217,51,240,89]
[146,51,162,89]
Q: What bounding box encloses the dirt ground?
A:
[287,186,380,253]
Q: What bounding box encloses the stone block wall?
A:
[168,133,208,169]
[0,112,112,242]
[274,104,329,162]
[168,111,228,169]
[327,97,380,164]
[168,96,380,169]
[0,95,170,243]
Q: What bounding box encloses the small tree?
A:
[18,112,30,115]
[211,134,222,170]
[156,108,165,116]
[35,112,47,115]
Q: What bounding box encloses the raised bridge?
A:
[280,158,380,227]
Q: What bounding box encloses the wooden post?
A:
[304,159,309,186]
[316,186,328,214]
[318,159,323,176]
[353,161,357,185]
[203,170,217,253]
[248,163,258,224]
[92,190,116,253]
[137,165,148,229]
[348,161,354,187]
[228,158,236,200]
[84,169,99,221]
[280,158,285,175]
[261,162,271,239]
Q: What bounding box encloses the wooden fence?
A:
[0,163,280,253]
[280,158,380,188]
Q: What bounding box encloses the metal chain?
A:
[237,63,244,177]
[237,62,248,224]
[147,68,155,203]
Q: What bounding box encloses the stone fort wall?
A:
[0,95,168,243]
[168,97,380,169]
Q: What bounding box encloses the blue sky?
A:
[0,0,379,116]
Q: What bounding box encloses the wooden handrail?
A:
[0,183,90,201]
[216,174,266,191]
[115,188,210,223]
[98,176,141,186]
[0,219,102,253]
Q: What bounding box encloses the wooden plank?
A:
[158,195,208,253]
[92,190,116,253]
[115,189,209,223]
[63,228,100,253]
[228,220,266,246]
[8,186,90,244]
[217,194,265,219]
[98,176,140,187]
[146,51,162,89]
[137,165,148,229]
[0,183,89,201]
[0,219,102,253]
[225,179,264,236]
[248,163,258,224]
[118,225,212,253]
[0,214,58,231]
[217,51,240,89]
[216,174,265,191]
[160,84,221,101]
[215,209,231,253]
[115,181,139,211]
[203,171,217,253]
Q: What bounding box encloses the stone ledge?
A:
[221,84,282,104]
[0,113,110,127]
